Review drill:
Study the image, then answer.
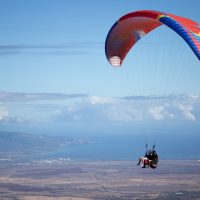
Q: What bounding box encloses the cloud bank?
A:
[0,92,199,124]
[52,95,200,123]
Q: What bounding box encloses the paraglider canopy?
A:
[105,10,200,66]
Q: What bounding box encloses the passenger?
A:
[137,148,159,169]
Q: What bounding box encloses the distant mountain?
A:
[0,130,91,163]
[0,130,86,152]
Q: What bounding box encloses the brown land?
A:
[0,160,200,199]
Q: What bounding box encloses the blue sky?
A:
[0,0,200,129]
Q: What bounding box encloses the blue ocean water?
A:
[46,128,200,161]
[2,122,200,161]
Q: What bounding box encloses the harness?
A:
[143,158,150,165]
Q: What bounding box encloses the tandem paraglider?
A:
[105,10,200,168]
[137,145,159,169]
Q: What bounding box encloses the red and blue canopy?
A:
[105,10,200,66]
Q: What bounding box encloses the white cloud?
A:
[0,93,199,124]
[177,104,196,121]
[149,105,175,120]
[149,106,165,120]
[49,95,200,123]
[106,102,147,122]
[0,106,32,124]
[89,96,116,105]
[0,107,8,121]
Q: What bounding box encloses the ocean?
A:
[45,130,200,161]
[2,122,200,161]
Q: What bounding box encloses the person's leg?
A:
[137,157,142,165]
